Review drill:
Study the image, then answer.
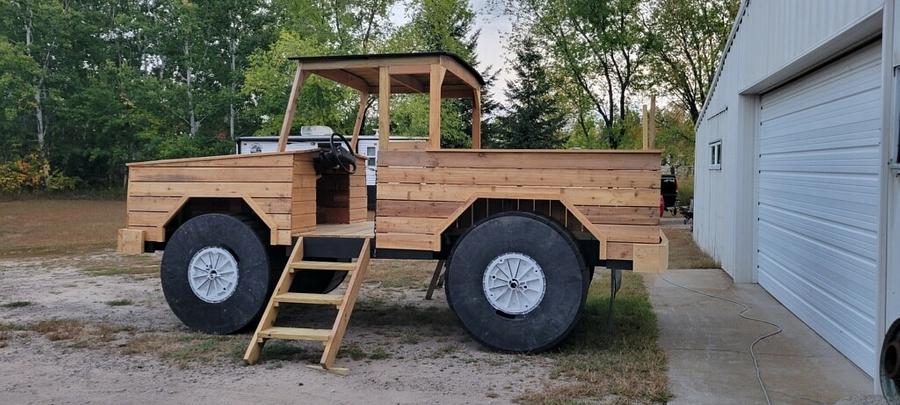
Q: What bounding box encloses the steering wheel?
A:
[328,132,357,174]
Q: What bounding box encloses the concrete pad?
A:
[646,268,876,404]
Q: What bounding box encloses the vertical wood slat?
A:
[278,64,308,152]
[472,89,481,149]
[429,64,446,150]
[378,67,390,152]
[351,91,367,152]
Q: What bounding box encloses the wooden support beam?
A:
[310,69,369,93]
[472,89,481,149]
[439,56,481,92]
[641,104,649,151]
[351,91,367,152]
[649,95,657,149]
[429,64,446,150]
[391,74,427,93]
[378,67,390,152]
[278,64,308,152]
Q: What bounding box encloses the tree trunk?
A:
[25,9,46,152]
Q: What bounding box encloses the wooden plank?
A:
[127,151,305,167]
[378,150,661,170]
[429,64,446,150]
[607,242,634,260]
[472,89,481,148]
[130,225,164,242]
[633,230,668,273]
[376,200,463,218]
[116,228,144,255]
[375,216,445,234]
[321,238,371,369]
[376,233,437,251]
[127,211,170,227]
[377,167,660,189]
[388,140,428,150]
[129,167,293,183]
[351,91,367,150]
[278,65,307,152]
[376,183,660,206]
[593,224,660,244]
[575,205,660,225]
[300,221,375,238]
[378,67,390,151]
[126,196,186,212]
[129,182,292,198]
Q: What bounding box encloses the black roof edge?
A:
[287,52,485,86]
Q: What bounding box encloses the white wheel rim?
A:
[188,247,239,304]
[483,252,545,315]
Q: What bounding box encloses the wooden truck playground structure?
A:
[116,52,668,373]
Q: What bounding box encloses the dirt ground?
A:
[0,200,669,404]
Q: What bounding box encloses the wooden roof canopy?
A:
[277,52,485,152]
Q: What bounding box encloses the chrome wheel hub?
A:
[483,252,545,315]
[188,247,239,304]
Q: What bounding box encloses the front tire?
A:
[161,214,274,334]
[445,212,588,352]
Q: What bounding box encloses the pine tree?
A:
[495,36,566,149]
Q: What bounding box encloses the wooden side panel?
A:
[376,150,662,252]
[292,153,317,234]
[125,152,312,246]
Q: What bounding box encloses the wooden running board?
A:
[243,237,371,372]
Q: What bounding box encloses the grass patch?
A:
[342,344,392,361]
[0,200,126,258]
[665,228,719,269]
[1,301,32,308]
[520,270,670,404]
[367,259,435,288]
[122,332,245,368]
[429,344,458,359]
[105,299,133,306]
[354,301,460,337]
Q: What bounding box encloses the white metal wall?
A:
[694,0,883,280]
[757,42,882,376]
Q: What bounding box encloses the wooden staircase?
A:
[243,236,371,373]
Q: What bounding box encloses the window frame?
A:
[709,140,722,170]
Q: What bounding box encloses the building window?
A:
[709,140,722,170]
[366,146,376,167]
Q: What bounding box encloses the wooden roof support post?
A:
[378,66,390,152]
[649,95,657,149]
[472,89,482,149]
[429,64,446,150]
[278,63,308,152]
[351,91,367,152]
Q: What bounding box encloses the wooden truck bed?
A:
[375,149,666,272]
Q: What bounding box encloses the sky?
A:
[389,0,514,105]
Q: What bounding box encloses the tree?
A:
[645,0,738,123]
[493,36,565,149]
[510,0,646,148]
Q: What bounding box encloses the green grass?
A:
[104,299,133,306]
[521,270,670,404]
[1,301,32,308]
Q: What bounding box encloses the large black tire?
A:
[445,212,589,352]
[161,213,274,334]
[881,318,900,402]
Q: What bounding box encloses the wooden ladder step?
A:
[258,327,331,342]
[291,261,356,272]
[274,292,343,306]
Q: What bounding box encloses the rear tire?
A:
[445,212,588,352]
[161,213,273,334]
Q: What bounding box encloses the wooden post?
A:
[472,90,482,149]
[278,63,307,152]
[648,95,657,149]
[641,104,649,150]
[429,64,446,150]
[378,67,390,152]
[351,91,367,152]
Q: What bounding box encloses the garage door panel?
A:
[758,205,878,261]
[760,45,881,116]
[757,41,880,376]
[761,93,880,140]
[757,269,876,366]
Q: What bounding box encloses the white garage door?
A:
[757,42,882,376]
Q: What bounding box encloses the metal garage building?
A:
[694,0,899,381]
